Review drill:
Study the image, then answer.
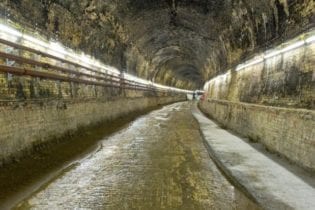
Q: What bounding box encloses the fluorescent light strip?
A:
[23,34,49,49]
[205,29,315,89]
[306,35,315,44]
[264,50,282,59]
[236,57,264,71]
[0,23,121,75]
[0,22,192,93]
[0,24,22,37]
[281,40,305,53]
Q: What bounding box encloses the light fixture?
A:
[281,40,305,53]
[264,49,282,59]
[305,35,315,44]
[236,57,264,71]
[204,29,315,91]
[0,23,22,37]
[23,34,49,48]
[0,21,196,94]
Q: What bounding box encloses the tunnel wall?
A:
[0,95,185,167]
[199,100,315,172]
[200,32,315,171]
[204,38,314,109]
[0,19,188,167]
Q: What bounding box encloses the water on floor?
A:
[4,102,260,210]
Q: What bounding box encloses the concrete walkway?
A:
[193,104,315,210]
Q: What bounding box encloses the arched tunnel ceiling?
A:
[0,0,314,89]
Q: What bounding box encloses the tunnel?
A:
[0,0,314,209]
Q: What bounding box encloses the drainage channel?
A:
[1,102,261,210]
[0,105,161,210]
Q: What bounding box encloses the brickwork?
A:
[0,29,188,167]
[199,99,315,172]
[0,96,184,167]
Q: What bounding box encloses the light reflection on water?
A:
[14,102,260,210]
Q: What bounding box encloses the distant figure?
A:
[193,92,196,100]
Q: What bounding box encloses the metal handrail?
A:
[0,39,174,93]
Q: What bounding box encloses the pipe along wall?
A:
[0,22,188,167]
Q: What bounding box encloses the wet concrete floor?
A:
[2,102,260,209]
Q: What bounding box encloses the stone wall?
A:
[199,99,315,172]
[204,37,315,109]
[0,18,187,167]
[2,0,313,89]
[200,31,315,171]
[0,95,184,167]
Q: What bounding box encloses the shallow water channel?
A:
[0,102,261,210]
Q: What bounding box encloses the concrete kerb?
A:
[191,104,262,208]
[192,103,315,210]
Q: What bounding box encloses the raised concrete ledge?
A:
[192,105,315,210]
[199,99,315,173]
